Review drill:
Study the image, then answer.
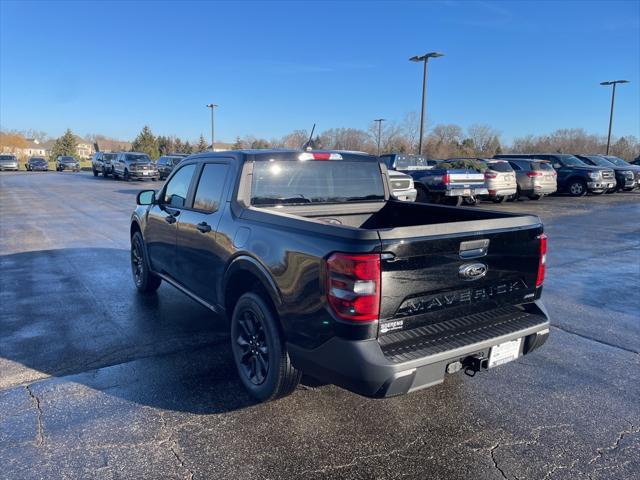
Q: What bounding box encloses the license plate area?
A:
[488,338,522,368]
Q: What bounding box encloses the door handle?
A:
[197,222,211,233]
[165,215,177,225]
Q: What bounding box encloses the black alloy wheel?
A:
[130,232,161,293]
[230,293,301,401]
[236,308,269,386]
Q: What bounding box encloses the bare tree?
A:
[467,124,501,155]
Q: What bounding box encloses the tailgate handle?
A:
[459,239,489,259]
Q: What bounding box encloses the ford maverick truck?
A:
[130,150,550,402]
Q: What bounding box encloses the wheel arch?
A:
[223,256,283,319]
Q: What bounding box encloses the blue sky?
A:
[1,0,639,144]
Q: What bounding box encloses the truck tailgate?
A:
[377,216,544,348]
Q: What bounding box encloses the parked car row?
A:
[91,152,189,181]
[383,152,639,206]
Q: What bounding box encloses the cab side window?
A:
[193,163,229,212]
[163,164,196,207]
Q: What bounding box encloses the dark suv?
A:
[113,152,159,181]
[91,152,118,177]
[156,154,188,180]
[495,154,615,196]
[576,155,636,193]
[56,156,80,172]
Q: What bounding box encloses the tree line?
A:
[3,122,639,161]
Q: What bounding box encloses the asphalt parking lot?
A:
[1,171,639,480]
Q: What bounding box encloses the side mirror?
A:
[137,190,156,206]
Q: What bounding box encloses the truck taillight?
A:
[536,234,547,287]
[326,253,380,322]
[443,173,451,184]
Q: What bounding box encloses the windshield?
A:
[603,156,628,167]
[395,156,432,169]
[531,162,554,171]
[583,156,613,167]
[251,160,385,206]
[30,158,46,163]
[558,155,585,167]
[61,157,75,162]
[103,153,117,161]
[0,155,16,161]
[125,154,151,163]
[487,161,513,172]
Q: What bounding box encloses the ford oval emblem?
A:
[459,263,488,281]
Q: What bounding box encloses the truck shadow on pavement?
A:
[0,247,265,414]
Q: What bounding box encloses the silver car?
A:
[505,158,558,200]
[482,160,517,203]
[0,154,19,171]
[388,170,417,202]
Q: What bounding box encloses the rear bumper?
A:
[532,184,557,194]
[444,187,488,197]
[289,304,550,398]
[487,187,517,197]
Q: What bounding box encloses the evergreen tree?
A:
[182,141,193,154]
[131,125,159,159]
[49,129,78,160]
[174,138,184,153]
[196,134,208,152]
[232,136,245,150]
[157,135,175,156]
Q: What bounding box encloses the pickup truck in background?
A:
[380,154,488,206]
[131,149,550,402]
[387,170,417,202]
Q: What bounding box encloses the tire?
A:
[415,186,429,203]
[462,196,479,206]
[568,179,587,197]
[102,167,108,177]
[590,190,605,195]
[130,231,161,293]
[492,196,506,203]
[441,196,463,206]
[92,168,98,177]
[528,194,543,200]
[113,171,119,180]
[605,188,617,194]
[230,292,302,402]
[124,169,130,182]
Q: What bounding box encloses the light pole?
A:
[410,52,444,156]
[600,80,629,155]
[206,103,218,150]
[374,118,385,156]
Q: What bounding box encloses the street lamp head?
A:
[410,52,445,62]
[600,80,629,86]
[374,118,386,122]
[206,103,218,108]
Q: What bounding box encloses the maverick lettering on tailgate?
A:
[395,279,528,317]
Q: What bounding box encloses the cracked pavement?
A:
[1,171,639,479]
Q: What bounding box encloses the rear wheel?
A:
[442,196,463,206]
[568,180,587,197]
[415,186,429,203]
[462,196,479,206]
[131,231,161,293]
[528,194,543,200]
[230,292,301,402]
[492,196,506,203]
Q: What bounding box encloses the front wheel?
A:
[568,180,587,197]
[230,292,301,402]
[605,188,617,194]
[123,169,131,182]
[92,168,98,176]
[131,232,161,293]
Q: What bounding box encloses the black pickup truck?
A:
[131,150,550,402]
